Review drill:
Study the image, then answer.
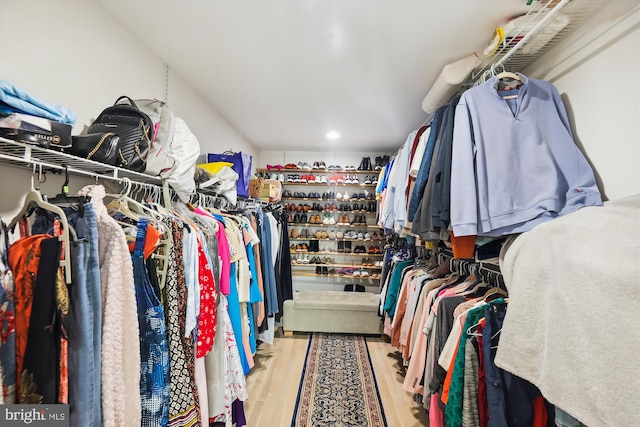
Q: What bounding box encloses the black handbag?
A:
[87,96,152,172]
[68,132,121,165]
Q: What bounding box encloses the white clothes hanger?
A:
[8,165,73,283]
[492,64,522,99]
[493,63,522,82]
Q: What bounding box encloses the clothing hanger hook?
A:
[120,177,132,198]
[34,163,46,190]
[30,163,37,191]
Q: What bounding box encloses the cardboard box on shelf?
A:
[261,183,277,199]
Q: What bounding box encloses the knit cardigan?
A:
[79,185,141,426]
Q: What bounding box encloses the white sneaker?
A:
[336,192,343,201]
[360,269,369,277]
[352,269,361,277]
[351,175,359,184]
[364,232,371,241]
[328,216,336,225]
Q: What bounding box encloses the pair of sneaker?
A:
[293,254,310,264]
[352,269,370,277]
[343,174,360,184]
[264,172,285,182]
[343,230,358,239]
[322,214,336,225]
[312,161,328,170]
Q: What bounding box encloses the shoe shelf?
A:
[287,223,378,228]
[282,198,377,204]
[281,197,376,203]
[257,168,380,174]
[291,263,382,269]
[288,210,377,215]
[290,251,383,257]
[289,238,384,242]
[284,182,377,187]
[291,272,382,280]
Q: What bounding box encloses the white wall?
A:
[0,0,257,219]
[524,2,640,201]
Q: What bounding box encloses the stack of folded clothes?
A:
[0,79,76,149]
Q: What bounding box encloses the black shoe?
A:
[316,266,322,274]
[337,241,344,253]
[322,266,329,275]
[357,157,367,171]
[344,241,352,253]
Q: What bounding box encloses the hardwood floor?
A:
[245,331,430,426]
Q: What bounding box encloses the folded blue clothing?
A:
[0,80,76,125]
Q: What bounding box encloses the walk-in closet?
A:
[0,0,638,426]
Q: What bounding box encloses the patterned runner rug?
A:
[291,333,387,427]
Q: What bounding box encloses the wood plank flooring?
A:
[245,331,429,426]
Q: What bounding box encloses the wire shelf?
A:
[464,0,607,87]
[0,137,162,184]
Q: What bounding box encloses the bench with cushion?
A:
[282,291,383,336]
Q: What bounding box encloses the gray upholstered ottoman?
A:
[282,291,383,336]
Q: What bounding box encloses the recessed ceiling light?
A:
[326,131,340,140]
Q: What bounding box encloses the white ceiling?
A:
[96,0,534,152]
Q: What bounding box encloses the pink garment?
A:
[400,273,428,347]
[402,299,431,394]
[383,314,393,338]
[391,272,415,348]
[215,220,231,296]
[430,393,445,427]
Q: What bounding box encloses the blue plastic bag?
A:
[207,151,252,198]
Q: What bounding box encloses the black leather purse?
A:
[68,132,121,166]
[87,96,152,172]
